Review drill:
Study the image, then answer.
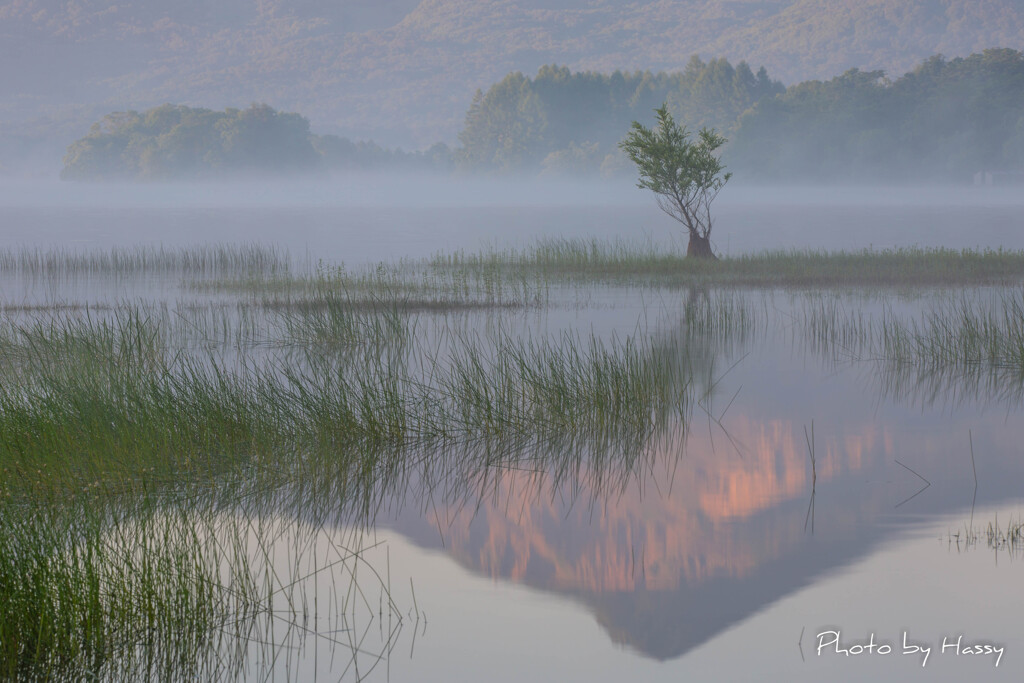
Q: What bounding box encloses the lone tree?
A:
[620,104,731,259]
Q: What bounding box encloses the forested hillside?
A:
[456,49,1024,182]
[65,48,1024,183]
[3,0,1023,167]
[731,48,1024,181]
[457,58,783,173]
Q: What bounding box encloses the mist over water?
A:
[3,176,1024,264]
[3,170,1024,680]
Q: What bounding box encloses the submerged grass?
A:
[0,296,688,677]
[0,495,409,681]
[431,239,1024,288]
[0,244,290,279]
[988,516,1024,549]
[8,240,1024,676]
[433,327,690,442]
[949,515,1024,558]
[198,256,547,313]
[0,501,256,681]
[879,294,1024,369]
[0,304,693,496]
[800,290,1024,372]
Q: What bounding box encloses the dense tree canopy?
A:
[457,58,782,174]
[62,104,321,180]
[61,104,453,180]
[731,48,1024,181]
[60,48,1024,183]
[457,49,1024,182]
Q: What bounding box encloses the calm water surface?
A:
[3,180,1024,681]
[4,179,1024,261]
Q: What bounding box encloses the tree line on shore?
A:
[60,104,452,181]
[62,48,1024,182]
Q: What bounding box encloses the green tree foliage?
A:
[313,136,452,171]
[457,73,552,171]
[731,48,1024,181]
[61,104,453,180]
[457,59,781,174]
[62,104,321,180]
[620,105,731,259]
[216,104,320,170]
[670,56,784,135]
[459,48,1024,182]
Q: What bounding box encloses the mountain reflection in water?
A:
[381,345,1024,662]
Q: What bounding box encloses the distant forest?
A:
[456,58,784,175]
[61,48,1024,183]
[7,0,1024,150]
[457,48,1024,182]
[61,104,452,180]
[732,48,1024,181]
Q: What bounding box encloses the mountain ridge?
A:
[2,0,1023,152]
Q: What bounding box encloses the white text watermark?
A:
[813,630,1004,667]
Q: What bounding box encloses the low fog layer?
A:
[5,176,1024,210]
[0,175,652,209]
[2,176,1023,265]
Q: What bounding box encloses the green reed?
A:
[431,239,1024,288]
[198,256,546,312]
[0,243,289,279]
[799,290,1024,371]
[10,239,1024,679]
[0,500,259,681]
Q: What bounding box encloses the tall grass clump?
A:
[428,326,693,448]
[0,304,698,497]
[721,247,1024,288]
[0,501,264,681]
[431,241,1024,288]
[676,289,760,349]
[799,290,1024,372]
[0,306,166,377]
[799,296,875,358]
[201,257,546,312]
[879,292,1024,369]
[265,291,411,350]
[433,238,679,277]
[0,244,290,280]
[792,291,1024,408]
[262,323,694,455]
[0,310,274,493]
[0,495,410,681]
[319,258,544,310]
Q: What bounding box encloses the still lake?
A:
[4,178,1024,260]
[2,179,1024,681]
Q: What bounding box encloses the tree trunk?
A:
[686,233,717,260]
